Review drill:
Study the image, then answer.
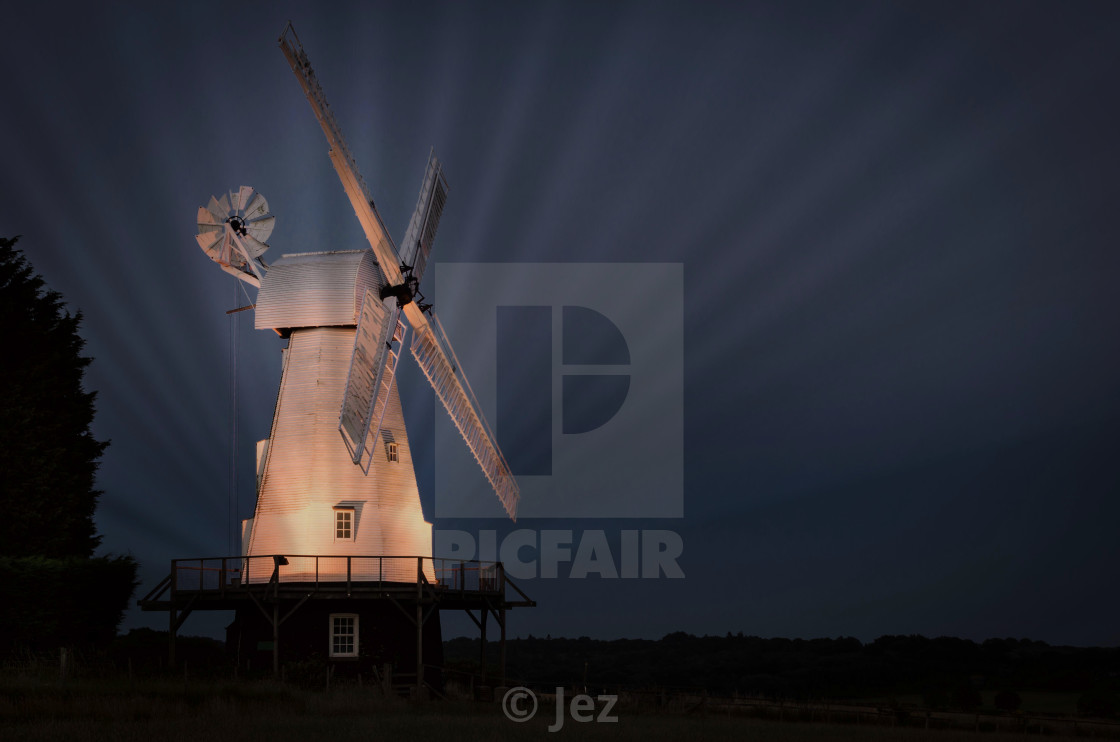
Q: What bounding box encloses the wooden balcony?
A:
[138,554,534,612]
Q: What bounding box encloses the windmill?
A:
[141,22,531,686]
[194,23,518,585]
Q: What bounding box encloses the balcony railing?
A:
[165,555,504,597]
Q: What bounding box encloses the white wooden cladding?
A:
[247,326,432,582]
[255,251,380,331]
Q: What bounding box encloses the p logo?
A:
[435,263,683,518]
[496,304,632,474]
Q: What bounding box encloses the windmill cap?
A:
[255,250,382,331]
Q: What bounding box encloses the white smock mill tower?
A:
[245,249,433,582]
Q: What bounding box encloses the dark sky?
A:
[2,1,1118,645]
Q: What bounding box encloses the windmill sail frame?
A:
[410,311,519,520]
[339,291,406,472]
[399,150,448,284]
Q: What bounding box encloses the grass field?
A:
[0,677,1107,742]
[880,691,1083,716]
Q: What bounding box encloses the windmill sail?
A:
[278,22,404,288]
[281,21,519,520]
[409,309,519,520]
[366,317,407,468]
[339,290,404,472]
[399,151,448,284]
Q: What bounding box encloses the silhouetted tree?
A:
[0,236,106,557]
[0,236,136,652]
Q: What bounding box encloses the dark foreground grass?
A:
[0,678,1094,742]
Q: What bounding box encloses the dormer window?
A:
[386,441,399,463]
[333,506,354,540]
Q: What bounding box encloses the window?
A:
[386,441,399,463]
[330,614,358,657]
[335,509,352,540]
[333,504,356,541]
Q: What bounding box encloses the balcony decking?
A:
[138,555,533,612]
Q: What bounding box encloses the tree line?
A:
[0,236,137,654]
[447,632,1120,714]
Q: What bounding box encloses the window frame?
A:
[386,441,399,463]
[333,507,354,541]
[329,613,359,658]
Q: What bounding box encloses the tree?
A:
[0,236,136,652]
[994,690,1022,712]
[0,235,107,557]
[953,682,983,712]
[1079,687,1119,718]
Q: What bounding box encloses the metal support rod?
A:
[272,602,279,677]
[500,606,507,687]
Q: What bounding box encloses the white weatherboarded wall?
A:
[247,251,432,583]
[255,251,380,331]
